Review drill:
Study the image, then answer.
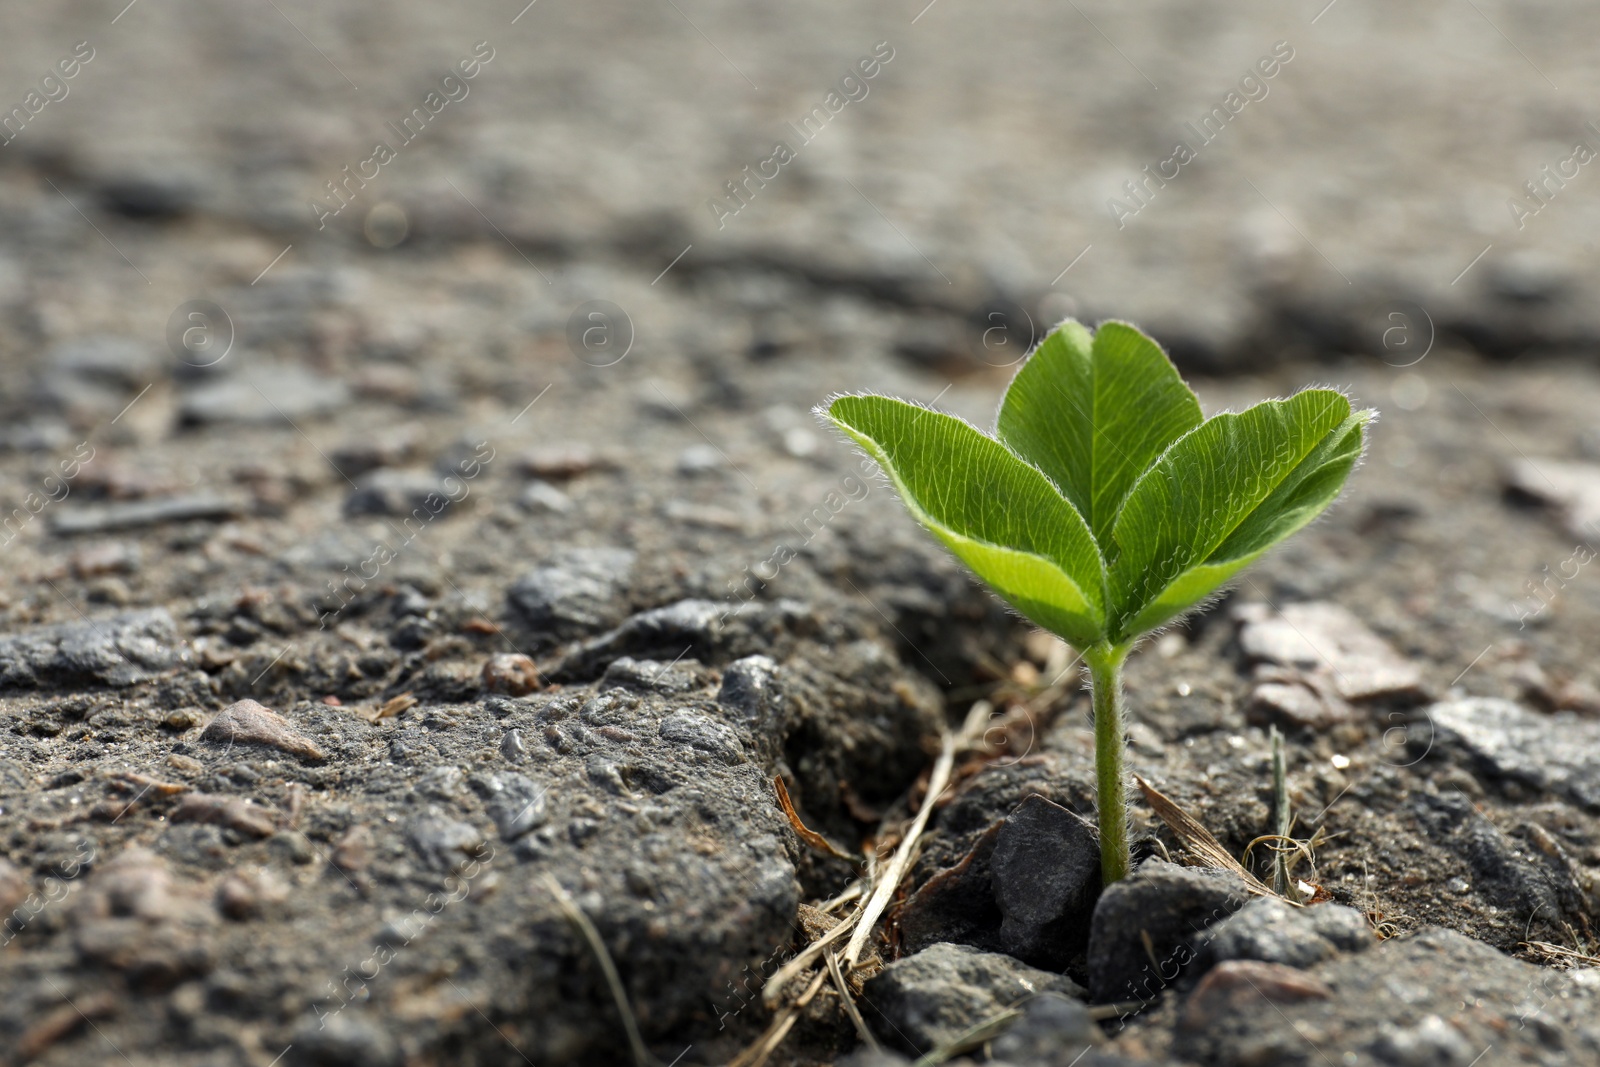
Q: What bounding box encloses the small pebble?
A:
[482,653,541,696]
[516,444,604,480]
[520,479,573,513]
[199,699,326,761]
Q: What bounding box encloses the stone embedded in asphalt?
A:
[1086,860,1251,1004]
[1203,897,1372,970]
[1237,601,1425,702]
[506,546,636,641]
[989,794,1101,970]
[49,492,245,535]
[200,699,326,761]
[863,941,1086,1055]
[0,607,179,688]
[471,771,548,840]
[1431,697,1600,811]
[658,710,746,764]
[551,597,815,680]
[986,992,1103,1065]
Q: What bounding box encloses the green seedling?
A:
[824,319,1371,884]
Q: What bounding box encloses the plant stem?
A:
[1085,643,1132,885]
[1270,726,1291,897]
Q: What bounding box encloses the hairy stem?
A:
[1086,643,1132,885]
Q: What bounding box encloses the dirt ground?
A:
[2,3,1600,1066]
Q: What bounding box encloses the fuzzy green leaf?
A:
[826,394,1107,647]
[823,320,1369,653]
[1107,390,1365,639]
[997,320,1203,544]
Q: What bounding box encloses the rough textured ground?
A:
[2,2,1600,1066]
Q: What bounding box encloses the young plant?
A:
[824,320,1371,884]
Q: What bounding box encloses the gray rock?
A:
[676,443,725,474]
[1236,601,1425,702]
[506,547,636,640]
[1086,860,1250,1004]
[344,468,461,519]
[987,992,1103,1065]
[1504,458,1600,541]
[0,608,179,688]
[47,335,161,387]
[1204,897,1372,970]
[50,492,245,534]
[179,364,350,425]
[1431,697,1600,811]
[1371,1014,1479,1067]
[406,813,484,871]
[990,794,1101,970]
[863,942,1086,1055]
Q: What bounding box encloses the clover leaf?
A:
[825,319,1372,882]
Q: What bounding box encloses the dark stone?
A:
[990,794,1101,970]
[98,175,199,220]
[863,942,1086,1056]
[1086,860,1251,1004]
[899,821,1006,956]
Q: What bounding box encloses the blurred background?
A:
[4,3,1600,1065]
[1,0,1596,386]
